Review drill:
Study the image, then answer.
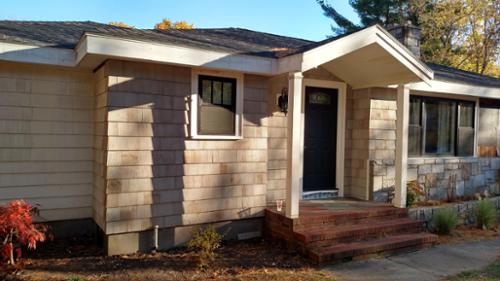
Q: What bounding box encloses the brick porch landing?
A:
[264,199,438,264]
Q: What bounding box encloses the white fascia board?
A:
[299,26,377,72]
[77,34,278,75]
[408,80,500,99]
[0,41,75,67]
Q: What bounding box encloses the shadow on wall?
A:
[104,61,267,252]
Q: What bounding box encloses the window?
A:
[190,71,243,139]
[408,96,475,157]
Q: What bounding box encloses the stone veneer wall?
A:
[409,196,500,226]
[371,158,500,202]
[93,60,269,253]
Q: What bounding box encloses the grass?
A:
[446,260,500,281]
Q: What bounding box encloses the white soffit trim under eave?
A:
[408,80,500,99]
[0,41,75,67]
[77,34,278,75]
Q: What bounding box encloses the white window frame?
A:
[190,69,244,140]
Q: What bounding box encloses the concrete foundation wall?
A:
[0,61,94,221]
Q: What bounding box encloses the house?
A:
[0,21,499,256]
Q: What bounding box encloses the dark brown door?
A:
[303,87,338,192]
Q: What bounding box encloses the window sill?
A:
[408,156,477,165]
[190,135,243,140]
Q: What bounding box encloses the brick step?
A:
[307,232,438,264]
[295,207,408,229]
[295,218,424,245]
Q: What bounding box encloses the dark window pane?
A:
[457,127,474,156]
[408,125,422,156]
[201,80,212,103]
[424,100,456,155]
[409,97,421,125]
[222,82,233,106]
[212,81,222,104]
[459,102,474,128]
[309,92,331,105]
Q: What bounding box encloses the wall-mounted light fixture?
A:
[278,87,288,115]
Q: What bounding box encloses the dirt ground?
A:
[2,237,336,281]
[3,224,499,281]
[438,223,500,244]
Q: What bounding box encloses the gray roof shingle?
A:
[0,20,498,87]
[427,63,500,88]
[0,20,312,58]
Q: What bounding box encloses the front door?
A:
[303,86,338,192]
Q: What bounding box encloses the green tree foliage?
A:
[316,0,415,35]
[417,0,499,77]
[317,0,499,77]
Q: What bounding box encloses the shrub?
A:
[67,276,87,281]
[407,191,417,207]
[0,200,48,266]
[187,225,222,268]
[431,208,458,235]
[474,199,497,230]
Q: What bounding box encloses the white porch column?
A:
[395,84,410,208]
[285,72,303,218]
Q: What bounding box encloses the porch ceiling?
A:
[321,43,420,89]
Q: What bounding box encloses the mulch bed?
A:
[2,237,335,281]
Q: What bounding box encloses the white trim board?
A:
[77,34,278,75]
[301,79,347,198]
[407,80,500,99]
[190,69,244,140]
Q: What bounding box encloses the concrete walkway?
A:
[325,238,500,281]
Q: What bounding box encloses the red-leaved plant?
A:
[0,200,48,266]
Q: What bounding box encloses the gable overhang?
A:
[75,33,278,74]
[278,25,434,88]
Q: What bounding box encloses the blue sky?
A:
[1,0,358,41]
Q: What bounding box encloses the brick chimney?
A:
[386,21,421,58]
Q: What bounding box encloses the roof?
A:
[0,20,498,87]
[427,63,500,88]
[0,20,312,58]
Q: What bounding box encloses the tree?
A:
[316,0,414,35]
[0,200,48,267]
[417,0,499,76]
[317,0,500,77]
[109,22,135,28]
[155,18,194,30]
